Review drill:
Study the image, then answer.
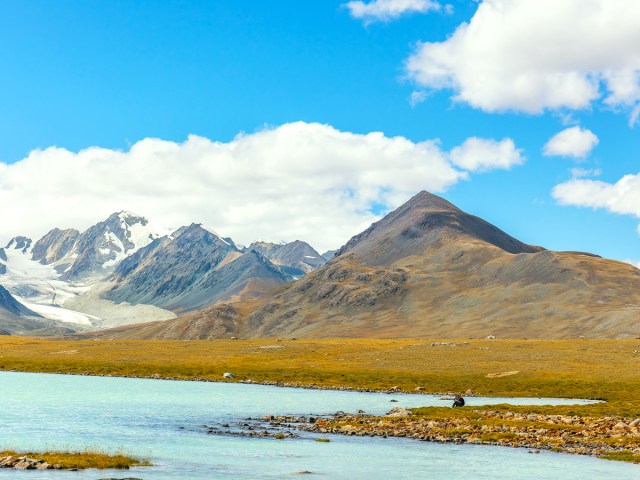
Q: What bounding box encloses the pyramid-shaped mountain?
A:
[242,191,640,339]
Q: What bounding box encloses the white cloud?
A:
[543,126,599,159]
[552,174,640,219]
[449,137,524,172]
[344,0,441,24]
[0,122,481,252]
[406,0,640,119]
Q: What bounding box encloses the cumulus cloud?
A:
[344,0,442,24]
[543,126,599,159]
[406,0,640,119]
[0,122,488,252]
[449,137,524,172]
[552,174,640,219]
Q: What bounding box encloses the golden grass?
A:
[0,448,150,469]
[0,336,639,417]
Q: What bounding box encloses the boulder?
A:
[387,407,413,417]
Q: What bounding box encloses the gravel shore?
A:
[265,410,640,461]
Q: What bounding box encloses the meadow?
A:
[1,336,639,416]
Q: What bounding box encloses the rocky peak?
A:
[31,228,80,265]
[334,190,539,262]
[5,236,32,253]
[404,190,462,213]
[172,224,237,251]
[61,212,165,280]
[247,239,326,276]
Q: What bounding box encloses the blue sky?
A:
[1,0,639,259]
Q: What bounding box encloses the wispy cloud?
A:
[344,0,442,24]
[409,89,429,106]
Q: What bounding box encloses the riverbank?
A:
[264,409,640,464]
[0,450,150,470]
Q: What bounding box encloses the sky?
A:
[1,0,639,261]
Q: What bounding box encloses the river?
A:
[0,371,636,479]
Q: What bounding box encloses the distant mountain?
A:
[101,190,640,340]
[0,285,73,336]
[58,211,164,280]
[1,211,326,331]
[321,250,337,261]
[247,240,326,276]
[104,224,289,312]
[5,236,32,254]
[31,228,80,266]
[0,284,40,318]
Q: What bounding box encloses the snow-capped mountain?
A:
[6,236,32,254]
[0,214,175,333]
[0,212,324,335]
[0,234,98,326]
[58,211,167,280]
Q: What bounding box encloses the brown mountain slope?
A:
[87,191,640,340]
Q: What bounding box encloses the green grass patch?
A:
[599,451,640,464]
[0,449,150,469]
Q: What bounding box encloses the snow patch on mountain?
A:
[16,299,96,326]
[0,244,94,326]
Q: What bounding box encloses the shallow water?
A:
[0,371,636,479]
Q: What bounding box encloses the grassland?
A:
[0,449,150,469]
[1,337,639,413]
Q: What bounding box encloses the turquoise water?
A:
[0,371,636,479]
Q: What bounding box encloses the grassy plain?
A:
[0,336,639,415]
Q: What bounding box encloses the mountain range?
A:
[0,212,327,334]
[89,191,640,340]
[3,191,640,339]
